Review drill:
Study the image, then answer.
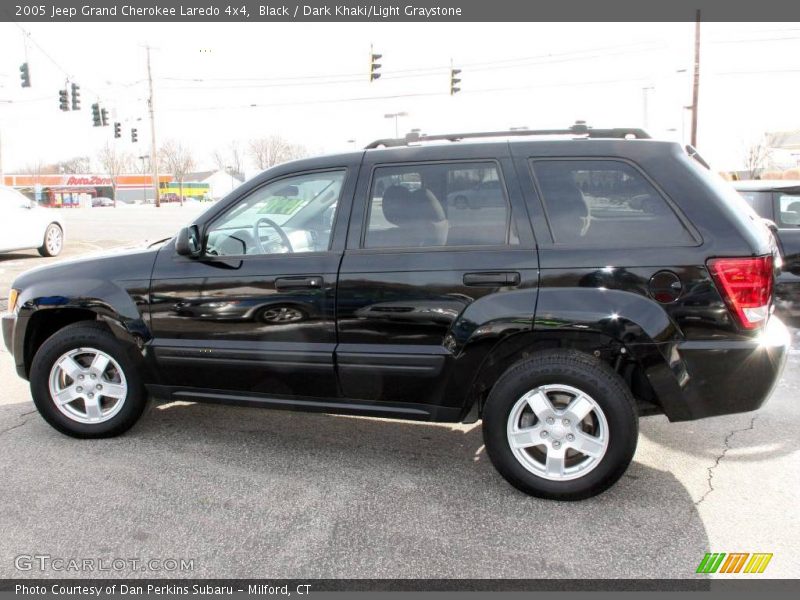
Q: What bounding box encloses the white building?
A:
[186,170,245,200]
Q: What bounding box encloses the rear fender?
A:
[460,287,690,421]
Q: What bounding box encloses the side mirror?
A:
[175,225,202,257]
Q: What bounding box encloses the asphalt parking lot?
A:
[0,206,798,579]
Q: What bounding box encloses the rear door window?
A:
[530,159,695,246]
[364,161,512,248]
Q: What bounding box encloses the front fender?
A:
[11,276,154,382]
[17,277,151,343]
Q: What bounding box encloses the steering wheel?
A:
[253,217,293,254]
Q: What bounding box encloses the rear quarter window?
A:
[529,159,695,247]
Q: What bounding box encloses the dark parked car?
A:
[733,180,800,318]
[2,124,789,500]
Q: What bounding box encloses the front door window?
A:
[205,170,346,256]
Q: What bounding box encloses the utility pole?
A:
[145,45,160,207]
[690,10,701,148]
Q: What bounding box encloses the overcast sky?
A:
[1,21,798,175]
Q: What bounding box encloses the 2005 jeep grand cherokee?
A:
[2,123,789,500]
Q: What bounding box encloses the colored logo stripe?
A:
[697,553,726,573]
[696,552,773,574]
[720,553,749,573]
[744,553,773,574]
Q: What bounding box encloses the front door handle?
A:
[275,276,323,291]
[463,272,520,287]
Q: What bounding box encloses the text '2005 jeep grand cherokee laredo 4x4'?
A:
[2,124,790,500]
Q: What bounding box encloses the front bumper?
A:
[662,317,790,421]
[2,311,14,354]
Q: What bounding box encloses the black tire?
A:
[29,322,148,439]
[37,223,63,257]
[482,350,638,500]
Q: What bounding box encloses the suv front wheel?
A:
[482,350,638,500]
[29,322,148,438]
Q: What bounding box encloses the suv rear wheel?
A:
[29,322,148,438]
[482,350,638,500]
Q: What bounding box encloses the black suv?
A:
[733,179,800,318]
[2,125,790,500]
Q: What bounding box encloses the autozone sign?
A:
[65,176,112,186]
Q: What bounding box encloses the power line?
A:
[153,41,664,89]
[157,74,657,113]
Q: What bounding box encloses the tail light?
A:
[707,256,773,330]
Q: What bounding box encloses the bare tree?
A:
[55,156,92,174]
[743,137,773,179]
[211,141,244,176]
[159,140,196,206]
[97,142,133,206]
[248,135,307,170]
[20,159,45,179]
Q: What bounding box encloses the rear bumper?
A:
[659,317,790,421]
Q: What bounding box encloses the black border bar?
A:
[3,579,800,592]
[3,0,800,22]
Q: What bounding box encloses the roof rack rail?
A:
[364,121,651,149]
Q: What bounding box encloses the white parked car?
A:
[0,186,65,257]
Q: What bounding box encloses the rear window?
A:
[530,159,694,246]
[777,193,800,227]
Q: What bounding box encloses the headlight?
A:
[8,289,19,312]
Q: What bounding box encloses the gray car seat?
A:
[367,185,448,248]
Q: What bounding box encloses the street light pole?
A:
[384,112,408,138]
[138,155,149,204]
[641,86,655,130]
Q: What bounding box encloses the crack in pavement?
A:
[0,420,29,435]
[694,415,758,506]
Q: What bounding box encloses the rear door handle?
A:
[275,276,323,291]
[463,272,520,287]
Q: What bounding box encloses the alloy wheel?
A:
[48,347,128,424]
[506,384,609,481]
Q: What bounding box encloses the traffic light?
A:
[91,103,102,127]
[101,108,109,127]
[19,62,31,88]
[71,83,81,110]
[58,89,69,112]
[131,128,138,143]
[369,45,382,82]
[114,122,122,138]
[449,67,462,95]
